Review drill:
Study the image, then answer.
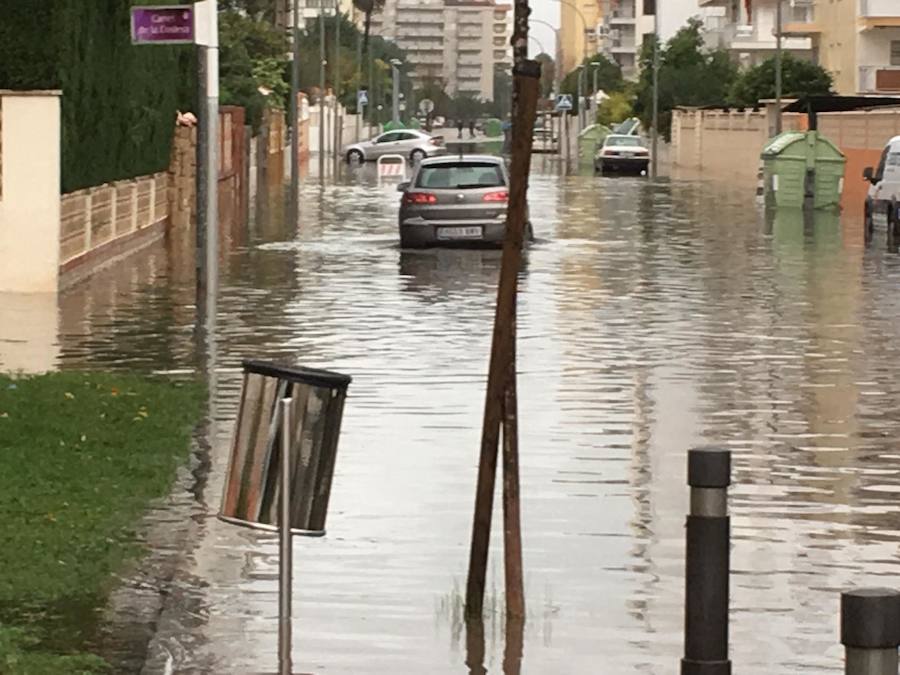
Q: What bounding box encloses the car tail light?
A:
[404,192,438,204]
[430,137,441,146]
[482,190,509,202]
[605,150,620,156]
[634,149,649,155]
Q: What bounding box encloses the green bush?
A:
[0,1,196,192]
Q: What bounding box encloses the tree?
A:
[491,66,513,118]
[729,53,833,107]
[597,91,634,127]
[535,53,556,99]
[219,10,289,130]
[352,0,385,57]
[560,54,624,113]
[633,18,738,140]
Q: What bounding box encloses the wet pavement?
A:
[39,164,900,673]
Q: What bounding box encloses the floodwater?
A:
[47,164,900,674]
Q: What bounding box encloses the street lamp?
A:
[390,58,402,124]
[590,61,602,124]
[529,17,562,93]
[547,0,594,74]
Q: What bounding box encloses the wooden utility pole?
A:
[464,0,540,621]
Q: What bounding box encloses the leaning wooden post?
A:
[464,0,541,616]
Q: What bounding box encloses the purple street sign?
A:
[131,5,194,45]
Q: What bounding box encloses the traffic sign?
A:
[555,94,573,112]
[357,89,369,106]
[131,5,194,45]
[419,98,435,114]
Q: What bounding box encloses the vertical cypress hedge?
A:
[0,0,196,192]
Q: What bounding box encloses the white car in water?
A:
[344,130,447,164]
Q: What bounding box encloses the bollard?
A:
[841,588,900,675]
[681,446,731,675]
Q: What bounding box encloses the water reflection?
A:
[44,170,900,673]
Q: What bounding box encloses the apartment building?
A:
[781,0,900,94]
[599,0,657,79]
[565,0,700,81]
[274,0,360,32]
[700,0,814,66]
[370,0,511,100]
[701,0,900,94]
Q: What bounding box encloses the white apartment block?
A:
[700,0,814,66]
[275,0,360,32]
[598,0,702,81]
[371,0,512,100]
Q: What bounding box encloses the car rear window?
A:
[416,163,505,189]
[606,136,642,147]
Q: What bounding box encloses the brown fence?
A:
[60,105,249,286]
[59,172,168,283]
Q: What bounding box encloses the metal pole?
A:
[681,447,731,675]
[841,589,900,675]
[356,28,362,143]
[333,7,341,173]
[775,0,783,136]
[196,0,219,297]
[319,7,326,179]
[576,67,583,134]
[651,6,659,179]
[290,0,300,220]
[278,397,294,675]
[392,64,400,124]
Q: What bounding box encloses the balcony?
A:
[782,1,821,35]
[859,65,900,92]
[859,0,900,29]
[608,2,636,23]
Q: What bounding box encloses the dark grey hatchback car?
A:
[397,155,533,248]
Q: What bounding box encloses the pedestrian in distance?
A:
[457,119,464,139]
[469,120,476,138]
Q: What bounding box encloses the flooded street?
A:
[51,167,900,673]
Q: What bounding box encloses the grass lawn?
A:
[0,371,205,674]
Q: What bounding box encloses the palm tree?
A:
[352,0,384,55]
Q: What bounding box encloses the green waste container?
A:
[578,123,611,167]
[761,130,845,210]
[382,120,406,132]
[484,118,502,138]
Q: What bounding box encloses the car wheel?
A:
[410,149,426,163]
[347,149,364,164]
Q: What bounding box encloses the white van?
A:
[864,135,900,232]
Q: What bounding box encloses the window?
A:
[892,41,900,66]
[398,132,419,141]
[604,136,643,147]
[415,162,505,188]
[376,132,400,144]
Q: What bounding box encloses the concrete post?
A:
[841,589,900,675]
[682,446,731,675]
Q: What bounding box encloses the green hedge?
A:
[0,0,196,192]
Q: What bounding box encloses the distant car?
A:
[595,134,650,175]
[397,155,534,248]
[345,130,446,163]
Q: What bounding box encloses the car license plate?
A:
[437,226,482,240]
[622,151,634,157]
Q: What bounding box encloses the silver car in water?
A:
[345,130,446,163]
[397,155,534,248]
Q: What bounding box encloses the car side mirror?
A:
[397,182,410,193]
[863,167,875,183]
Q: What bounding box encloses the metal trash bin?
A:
[218,360,351,537]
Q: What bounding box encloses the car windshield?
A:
[416,163,504,189]
[605,136,642,147]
